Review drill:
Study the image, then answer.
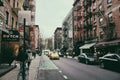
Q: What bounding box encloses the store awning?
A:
[0,27,9,33]
[95,39,120,47]
[79,43,96,49]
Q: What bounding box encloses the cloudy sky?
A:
[35,0,74,38]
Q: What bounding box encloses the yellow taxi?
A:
[47,51,52,57]
[49,52,60,60]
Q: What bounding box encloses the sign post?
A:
[22,18,26,80]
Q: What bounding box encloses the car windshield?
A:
[85,53,94,57]
[52,53,58,56]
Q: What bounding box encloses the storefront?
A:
[95,39,120,55]
[79,43,96,54]
[0,30,20,64]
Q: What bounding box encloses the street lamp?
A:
[22,18,26,80]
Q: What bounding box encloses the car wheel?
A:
[100,62,105,68]
[78,59,81,62]
[78,58,80,62]
[85,60,89,64]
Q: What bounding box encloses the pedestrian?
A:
[16,46,28,62]
[26,49,33,69]
[32,50,36,58]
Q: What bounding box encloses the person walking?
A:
[26,49,33,69]
[16,46,28,62]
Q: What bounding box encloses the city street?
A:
[37,54,120,80]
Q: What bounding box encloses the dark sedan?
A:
[99,53,120,71]
[78,53,95,64]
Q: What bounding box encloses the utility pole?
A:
[22,18,26,80]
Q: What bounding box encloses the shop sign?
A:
[2,30,20,42]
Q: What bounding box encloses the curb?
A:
[0,65,17,77]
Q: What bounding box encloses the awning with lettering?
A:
[79,43,96,49]
[2,30,20,42]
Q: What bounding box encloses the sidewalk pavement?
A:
[0,54,40,80]
[0,64,17,77]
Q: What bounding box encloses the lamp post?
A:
[22,18,26,80]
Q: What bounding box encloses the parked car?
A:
[58,52,64,57]
[49,52,60,60]
[78,53,95,64]
[99,53,120,71]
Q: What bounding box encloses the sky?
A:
[35,0,74,38]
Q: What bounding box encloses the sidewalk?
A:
[0,54,40,80]
[0,64,17,77]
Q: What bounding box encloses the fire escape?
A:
[83,0,92,41]
[97,2,116,41]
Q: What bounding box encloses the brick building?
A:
[54,27,62,50]
[72,0,120,55]
[73,0,85,56]
[94,0,120,54]
[0,0,24,64]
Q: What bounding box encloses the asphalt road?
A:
[36,55,120,80]
[36,55,65,80]
[53,57,120,80]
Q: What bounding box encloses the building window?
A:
[8,0,10,2]
[119,7,120,12]
[100,32,104,39]
[108,12,113,22]
[17,2,19,7]
[13,0,15,8]
[94,14,97,23]
[80,1,83,6]
[16,21,17,28]
[84,31,86,40]
[0,19,3,27]
[12,17,14,29]
[107,0,112,7]
[107,0,112,3]
[80,33,82,41]
[93,27,96,38]
[6,11,9,25]
[99,17,103,25]
[93,2,96,10]
[99,4,103,10]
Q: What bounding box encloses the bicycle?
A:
[17,61,29,80]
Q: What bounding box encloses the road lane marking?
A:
[59,70,62,73]
[63,75,68,79]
